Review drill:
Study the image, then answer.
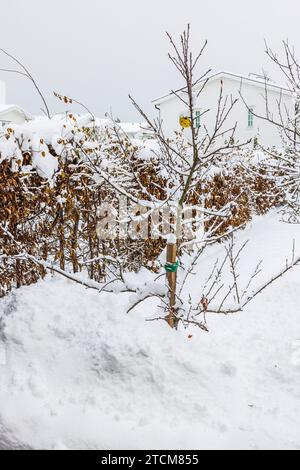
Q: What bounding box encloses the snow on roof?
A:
[15,114,94,138]
[152,71,292,105]
[0,104,33,121]
[93,118,152,136]
[219,70,291,93]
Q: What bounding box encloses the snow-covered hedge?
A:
[0,116,284,297]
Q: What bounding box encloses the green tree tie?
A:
[164,260,179,273]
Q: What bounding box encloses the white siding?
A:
[155,74,294,148]
[0,80,6,104]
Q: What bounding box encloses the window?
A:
[195,110,201,129]
[248,107,254,128]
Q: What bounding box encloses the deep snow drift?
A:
[0,211,300,450]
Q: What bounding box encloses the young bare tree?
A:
[126,26,251,326]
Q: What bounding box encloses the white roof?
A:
[119,122,149,134]
[0,104,33,121]
[93,118,151,135]
[152,71,292,106]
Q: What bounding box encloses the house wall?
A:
[156,76,294,148]
[0,81,6,104]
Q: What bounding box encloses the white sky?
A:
[0,0,299,120]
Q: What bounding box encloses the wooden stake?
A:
[166,243,177,328]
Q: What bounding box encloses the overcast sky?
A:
[0,0,299,120]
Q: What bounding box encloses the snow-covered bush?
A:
[0,111,284,301]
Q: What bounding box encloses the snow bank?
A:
[1,211,300,450]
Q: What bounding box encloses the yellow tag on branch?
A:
[179,115,191,128]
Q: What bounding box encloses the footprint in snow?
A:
[220,362,237,377]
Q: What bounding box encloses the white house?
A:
[0,80,5,104]
[0,104,33,125]
[118,122,152,141]
[94,118,153,141]
[0,79,33,126]
[152,71,294,148]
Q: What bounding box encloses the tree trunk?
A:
[166,243,177,328]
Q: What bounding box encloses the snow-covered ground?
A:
[0,210,300,450]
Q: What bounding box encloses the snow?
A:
[0,135,22,164]
[152,71,291,106]
[136,138,161,161]
[1,211,300,450]
[0,115,154,180]
[118,122,149,136]
[0,114,99,180]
